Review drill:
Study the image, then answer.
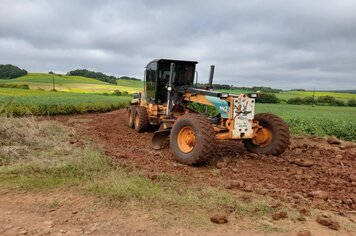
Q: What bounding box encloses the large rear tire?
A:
[127,106,135,128]
[243,113,290,155]
[134,106,149,132]
[170,113,216,165]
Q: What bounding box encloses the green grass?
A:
[256,104,356,141]
[0,87,130,115]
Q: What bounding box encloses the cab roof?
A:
[147,59,198,67]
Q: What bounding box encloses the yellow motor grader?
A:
[127,59,290,165]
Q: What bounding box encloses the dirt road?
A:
[56,110,356,213]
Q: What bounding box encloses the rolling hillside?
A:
[0,73,126,93]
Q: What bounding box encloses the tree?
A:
[0,64,28,79]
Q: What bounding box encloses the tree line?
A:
[287,96,356,107]
[67,69,141,84]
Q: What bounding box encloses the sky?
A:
[0,0,355,90]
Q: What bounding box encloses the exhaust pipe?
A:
[208,65,215,90]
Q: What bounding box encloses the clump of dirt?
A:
[316,215,341,230]
[55,110,356,212]
[271,211,287,221]
[210,213,228,224]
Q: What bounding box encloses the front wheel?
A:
[134,106,149,132]
[243,113,290,155]
[170,113,216,165]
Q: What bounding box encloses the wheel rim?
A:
[252,127,273,147]
[135,113,139,128]
[177,126,196,153]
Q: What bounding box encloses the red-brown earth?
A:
[55,110,356,213]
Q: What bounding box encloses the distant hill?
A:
[0,73,144,93]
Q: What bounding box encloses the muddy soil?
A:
[55,110,356,213]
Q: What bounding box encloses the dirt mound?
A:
[55,110,356,212]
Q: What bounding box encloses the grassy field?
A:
[0,87,130,116]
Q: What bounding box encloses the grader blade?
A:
[152,129,171,150]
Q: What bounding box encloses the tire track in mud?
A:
[55,109,356,212]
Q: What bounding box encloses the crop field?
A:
[256,104,356,141]
[0,87,130,116]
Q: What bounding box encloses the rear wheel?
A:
[243,113,290,155]
[134,106,149,132]
[170,113,216,165]
[127,106,135,128]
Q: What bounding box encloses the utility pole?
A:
[52,73,55,91]
[312,88,315,107]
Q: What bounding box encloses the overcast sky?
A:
[1,0,355,89]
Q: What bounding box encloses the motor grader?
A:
[127,59,290,165]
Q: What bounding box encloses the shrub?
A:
[331,100,345,106]
[0,64,28,79]
[302,96,315,105]
[316,96,336,105]
[113,90,122,96]
[255,93,279,104]
[347,98,356,107]
[0,84,29,89]
[287,97,304,105]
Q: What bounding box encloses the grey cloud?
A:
[0,0,355,89]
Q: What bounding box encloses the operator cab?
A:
[145,59,198,104]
